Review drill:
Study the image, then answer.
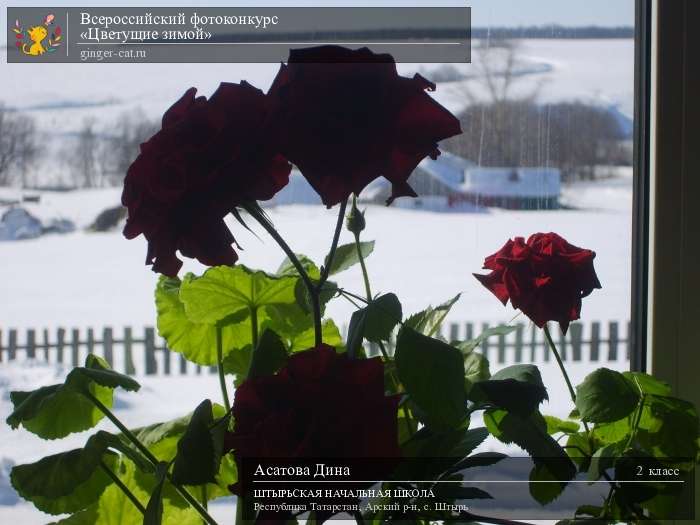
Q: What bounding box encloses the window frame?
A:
[644,0,700,520]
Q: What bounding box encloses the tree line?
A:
[1,41,630,189]
[0,103,157,189]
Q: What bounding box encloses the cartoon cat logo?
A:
[13,14,62,56]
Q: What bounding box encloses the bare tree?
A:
[68,117,100,188]
[443,39,628,179]
[99,110,158,186]
[455,39,543,107]
[0,103,38,186]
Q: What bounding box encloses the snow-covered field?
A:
[0,39,634,129]
[0,172,632,331]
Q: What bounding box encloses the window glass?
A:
[0,2,636,522]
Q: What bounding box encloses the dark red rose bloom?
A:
[267,45,462,207]
[122,83,291,276]
[474,233,602,333]
[226,344,401,495]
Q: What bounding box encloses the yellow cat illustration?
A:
[22,25,48,56]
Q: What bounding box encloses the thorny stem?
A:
[83,391,219,525]
[216,324,231,413]
[99,460,146,514]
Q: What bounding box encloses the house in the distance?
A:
[362,151,561,211]
[264,152,561,212]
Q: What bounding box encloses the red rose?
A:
[267,46,462,207]
[122,83,291,276]
[226,345,401,492]
[474,233,602,333]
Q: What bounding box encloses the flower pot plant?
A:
[6,46,698,525]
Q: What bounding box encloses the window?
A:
[1,1,669,523]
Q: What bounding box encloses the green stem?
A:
[200,484,208,524]
[250,306,259,349]
[234,307,261,525]
[542,325,591,434]
[235,497,243,524]
[317,197,349,288]
[335,287,371,306]
[100,460,145,514]
[83,391,219,525]
[235,493,254,525]
[354,231,373,301]
[244,204,322,347]
[216,324,231,413]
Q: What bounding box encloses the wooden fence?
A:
[0,321,630,376]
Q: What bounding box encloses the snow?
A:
[0,171,632,333]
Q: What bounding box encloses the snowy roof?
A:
[463,167,561,198]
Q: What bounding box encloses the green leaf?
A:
[591,417,632,446]
[276,254,321,280]
[588,443,621,481]
[7,355,137,439]
[155,276,251,365]
[72,355,141,392]
[171,400,224,486]
[248,329,288,379]
[405,294,461,337]
[575,505,603,518]
[638,395,699,458]
[10,432,120,515]
[397,427,489,481]
[455,324,518,353]
[576,368,640,423]
[221,345,253,386]
[529,463,566,505]
[131,406,233,503]
[132,414,192,450]
[564,432,593,469]
[47,505,100,524]
[403,427,489,460]
[51,459,202,525]
[395,327,466,430]
[544,415,581,435]
[180,265,297,324]
[463,350,490,388]
[346,293,402,356]
[144,463,168,525]
[484,409,576,483]
[470,365,548,417]
[324,240,375,275]
[622,372,672,397]
[289,319,343,353]
[450,451,507,472]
